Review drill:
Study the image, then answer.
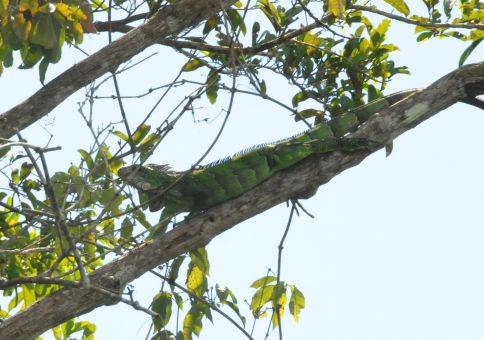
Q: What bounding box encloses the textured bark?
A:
[1,63,482,340]
[0,0,236,139]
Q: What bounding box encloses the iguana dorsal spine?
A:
[119,90,416,218]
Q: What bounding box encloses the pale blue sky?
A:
[1,6,483,340]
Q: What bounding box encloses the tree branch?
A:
[0,0,237,140]
[1,62,482,340]
[348,4,484,30]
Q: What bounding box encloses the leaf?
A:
[459,39,482,67]
[258,0,281,31]
[152,292,173,330]
[385,141,393,157]
[227,8,246,34]
[271,282,286,328]
[29,13,57,49]
[183,305,204,340]
[12,13,31,41]
[39,57,49,84]
[252,21,260,45]
[291,91,309,107]
[168,255,186,283]
[189,247,210,275]
[139,132,161,162]
[113,130,129,141]
[289,285,305,322]
[186,265,206,297]
[0,138,9,158]
[20,162,33,180]
[19,45,43,68]
[203,16,220,35]
[383,0,409,16]
[120,217,133,240]
[250,284,274,316]
[182,59,202,72]
[215,285,246,326]
[295,108,324,121]
[206,70,220,104]
[328,0,345,19]
[132,123,151,145]
[83,231,96,261]
[78,149,94,170]
[250,275,277,288]
[50,172,71,202]
[416,31,433,42]
[443,0,454,17]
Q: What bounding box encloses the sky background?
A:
[1,3,484,339]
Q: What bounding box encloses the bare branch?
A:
[0,0,238,140]
[349,4,484,30]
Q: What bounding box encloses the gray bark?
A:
[0,0,236,140]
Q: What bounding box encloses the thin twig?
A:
[349,4,484,30]
[150,271,254,340]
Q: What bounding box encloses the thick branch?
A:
[1,62,482,340]
[0,0,237,139]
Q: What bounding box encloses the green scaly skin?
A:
[119,90,417,225]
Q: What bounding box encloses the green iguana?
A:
[119,90,417,226]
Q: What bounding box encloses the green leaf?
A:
[459,39,482,67]
[385,141,394,157]
[133,210,152,229]
[291,91,309,107]
[0,145,10,159]
[383,0,409,16]
[443,0,454,17]
[289,285,305,322]
[19,45,43,68]
[203,16,220,35]
[258,0,281,30]
[251,275,277,288]
[227,8,247,34]
[113,130,129,141]
[271,282,286,328]
[186,265,206,297]
[139,132,161,162]
[215,285,246,326]
[206,70,220,104]
[295,108,324,121]
[168,255,186,283]
[174,292,184,311]
[182,59,203,72]
[189,247,209,275]
[11,168,20,184]
[78,149,94,170]
[39,57,49,84]
[132,124,151,145]
[252,22,260,45]
[259,79,266,95]
[51,172,70,202]
[152,292,173,330]
[328,0,345,19]
[29,13,57,49]
[416,31,433,42]
[20,162,33,180]
[183,304,204,339]
[250,284,274,316]
[120,217,133,240]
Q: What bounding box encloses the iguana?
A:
[118,90,417,228]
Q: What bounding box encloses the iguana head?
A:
[119,164,186,212]
[118,164,177,192]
